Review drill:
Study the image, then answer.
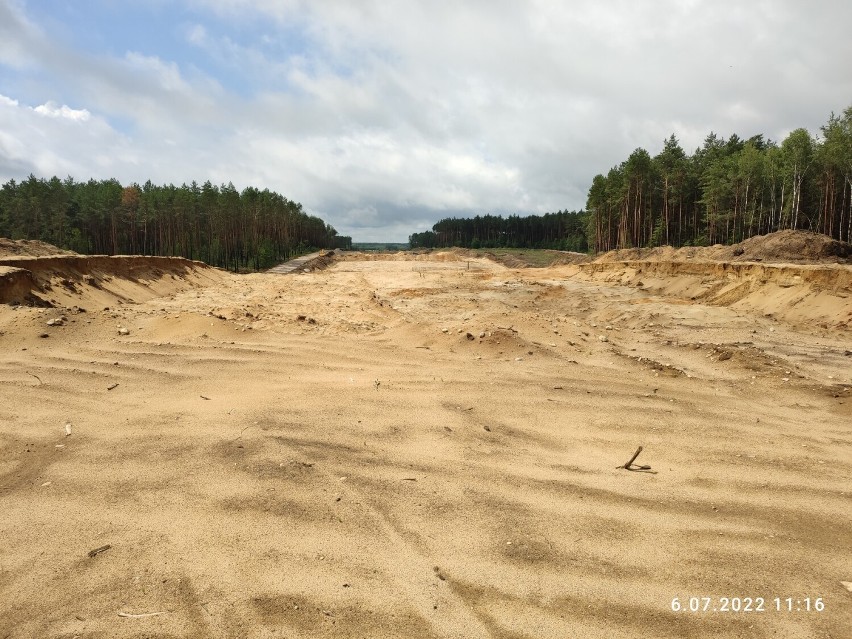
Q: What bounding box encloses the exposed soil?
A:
[0,254,219,307]
[1,231,850,638]
[0,238,77,258]
[595,230,852,264]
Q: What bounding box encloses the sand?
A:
[0,238,850,638]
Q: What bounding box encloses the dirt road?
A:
[0,247,850,638]
[267,251,327,274]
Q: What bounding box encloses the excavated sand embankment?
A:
[0,255,222,307]
[570,260,852,329]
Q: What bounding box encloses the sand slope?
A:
[0,254,222,308]
[1,241,850,638]
[594,229,852,264]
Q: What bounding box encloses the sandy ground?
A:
[1,245,851,638]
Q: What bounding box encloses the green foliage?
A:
[0,176,341,270]
[424,211,589,251]
[585,103,852,250]
[408,231,438,248]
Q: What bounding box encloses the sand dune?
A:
[1,236,850,638]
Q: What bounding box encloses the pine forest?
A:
[411,105,852,252]
[0,177,352,271]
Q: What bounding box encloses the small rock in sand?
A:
[598,335,608,343]
[117,327,130,336]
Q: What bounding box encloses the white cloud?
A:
[33,101,91,121]
[186,23,208,46]
[0,0,40,68]
[1,0,852,240]
[0,92,136,178]
[340,205,379,226]
[123,52,192,94]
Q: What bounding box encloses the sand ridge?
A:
[1,238,851,638]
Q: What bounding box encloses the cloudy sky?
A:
[1,1,850,241]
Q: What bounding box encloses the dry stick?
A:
[88,544,112,558]
[27,372,43,385]
[496,326,518,333]
[619,446,644,469]
[117,611,167,619]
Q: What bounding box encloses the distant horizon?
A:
[348,242,410,249]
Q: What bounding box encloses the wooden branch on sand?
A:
[87,544,112,558]
[617,446,653,471]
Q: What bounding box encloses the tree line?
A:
[409,210,589,251]
[412,105,852,254]
[586,105,852,251]
[0,176,351,270]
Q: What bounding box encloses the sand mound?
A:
[723,229,852,263]
[303,250,337,271]
[595,230,851,264]
[0,238,77,258]
[577,230,852,329]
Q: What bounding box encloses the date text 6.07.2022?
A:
[671,597,825,613]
